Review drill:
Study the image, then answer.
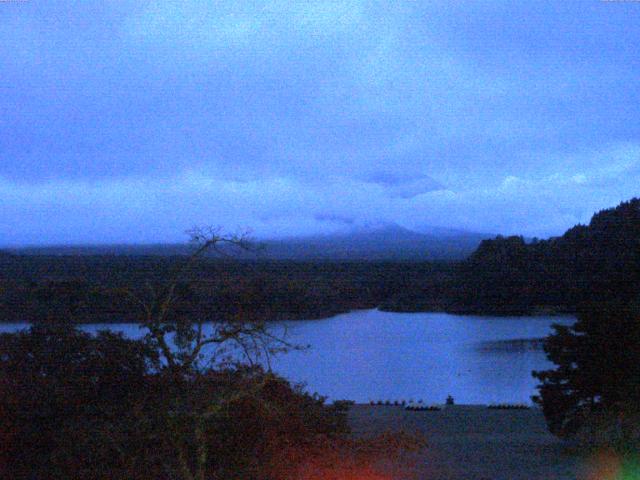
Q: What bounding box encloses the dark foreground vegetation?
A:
[534,301,640,453]
[0,321,423,480]
[0,231,422,479]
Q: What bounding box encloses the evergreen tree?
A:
[533,301,640,445]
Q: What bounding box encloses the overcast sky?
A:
[1,1,639,245]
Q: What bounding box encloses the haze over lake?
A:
[1,310,574,404]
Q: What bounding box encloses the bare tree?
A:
[123,226,291,373]
[120,227,296,480]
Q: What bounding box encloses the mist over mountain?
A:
[9,224,490,261]
[258,223,489,260]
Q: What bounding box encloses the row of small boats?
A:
[367,400,532,411]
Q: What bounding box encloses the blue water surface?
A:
[0,309,575,404]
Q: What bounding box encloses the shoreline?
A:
[0,307,577,325]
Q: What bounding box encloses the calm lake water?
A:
[0,309,575,405]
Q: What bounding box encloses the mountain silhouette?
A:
[256,223,489,260]
[9,224,489,261]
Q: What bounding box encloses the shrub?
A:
[0,322,157,479]
[0,324,353,480]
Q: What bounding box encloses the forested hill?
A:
[445,198,640,315]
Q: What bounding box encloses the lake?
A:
[0,309,575,405]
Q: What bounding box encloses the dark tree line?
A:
[0,256,453,323]
[452,198,640,315]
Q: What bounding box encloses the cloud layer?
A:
[1,1,639,244]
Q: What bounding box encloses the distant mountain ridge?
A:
[8,224,490,261]
[258,223,489,260]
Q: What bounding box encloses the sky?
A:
[1,0,640,245]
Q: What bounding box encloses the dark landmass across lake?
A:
[0,223,485,323]
[0,255,455,323]
[0,198,638,323]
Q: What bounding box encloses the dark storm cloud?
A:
[1,1,639,244]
